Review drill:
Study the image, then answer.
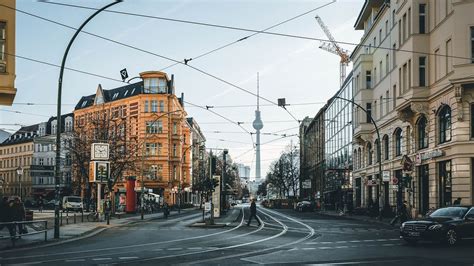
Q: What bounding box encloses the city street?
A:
[1,205,474,265]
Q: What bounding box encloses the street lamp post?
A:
[140,110,183,220]
[178,140,205,214]
[16,166,23,200]
[332,96,384,218]
[53,0,122,239]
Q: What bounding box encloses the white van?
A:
[62,196,83,212]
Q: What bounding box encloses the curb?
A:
[316,212,396,228]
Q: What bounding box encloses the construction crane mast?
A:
[315,15,351,87]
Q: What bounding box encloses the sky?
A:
[1,0,364,181]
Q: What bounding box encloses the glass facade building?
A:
[324,72,353,210]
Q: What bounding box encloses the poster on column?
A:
[212,175,220,218]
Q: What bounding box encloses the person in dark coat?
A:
[247,199,261,226]
[13,198,26,234]
[37,196,44,213]
[0,197,8,230]
[453,197,462,205]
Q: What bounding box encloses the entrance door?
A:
[418,165,429,215]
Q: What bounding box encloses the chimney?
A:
[180,92,184,107]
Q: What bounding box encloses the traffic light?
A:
[211,156,217,175]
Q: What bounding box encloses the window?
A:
[392,43,396,68]
[417,116,428,149]
[419,57,426,86]
[0,22,6,72]
[402,13,407,41]
[375,139,380,162]
[385,90,389,114]
[379,29,382,45]
[379,60,383,79]
[158,79,167,93]
[471,27,474,63]
[438,160,452,207]
[159,100,165,112]
[112,92,119,100]
[383,135,389,160]
[366,71,371,89]
[402,63,407,92]
[151,100,158,112]
[39,158,44,166]
[173,144,177,157]
[145,143,157,156]
[379,96,383,117]
[144,78,159,93]
[146,121,163,134]
[366,103,372,123]
[446,39,453,73]
[392,9,396,27]
[439,105,452,143]
[373,37,376,48]
[385,20,389,37]
[386,54,389,75]
[367,142,373,166]
[374,68,377,84]
[173,166,177,180]
[419,4,426,34]
[408,8,411,36]
[394,128,402,156]
[471,104,474,138]
[173,122,177,134]
[435,48,440,80]
[144,100,149,112]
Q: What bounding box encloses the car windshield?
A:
[67,197,81,203]
[429,207,468,218]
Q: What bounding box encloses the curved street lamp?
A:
[53,0,123,239]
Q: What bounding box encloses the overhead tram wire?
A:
[3,4,299,123]
[34,1,474,62]
[0,109,50,118]
[158,1,336,71]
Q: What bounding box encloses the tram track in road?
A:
[0,208,248,264]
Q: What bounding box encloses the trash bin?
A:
[25,209,33,221]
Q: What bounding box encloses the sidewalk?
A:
[316,210,398,228]
[0,209,191,251]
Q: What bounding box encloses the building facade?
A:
[324,72,353,210]
[0,0,16,105]
[31,114,74,199]
[187,117,206,205]
[73,71,191,205]
[0,126,35,198]
[351,0,474,217]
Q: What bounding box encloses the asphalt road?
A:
[1,205,474,265]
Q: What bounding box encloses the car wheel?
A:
[445,229,458,246]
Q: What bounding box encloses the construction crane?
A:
[315,15,351,87]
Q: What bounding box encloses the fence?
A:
[0,220,48,247]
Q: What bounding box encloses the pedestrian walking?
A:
[247,199,261,226]
[37,196,44,213]
[13,198,27,234]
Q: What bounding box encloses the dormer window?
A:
[112,92,119,100]
[81,100,88,108]
[144,77,167,93]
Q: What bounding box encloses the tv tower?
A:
[252,73,263,182]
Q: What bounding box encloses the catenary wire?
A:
[0,4,300,122]
[34,1,474,62]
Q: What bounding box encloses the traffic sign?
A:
[383,171,390,182]
[120,68,129,81]
[392,177,398,185]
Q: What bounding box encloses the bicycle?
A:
[87,211,99,222]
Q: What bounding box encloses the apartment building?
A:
[0,0,16,105]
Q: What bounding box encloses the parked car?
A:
[400,206,474,246]
[62,196,83,212]
[296,201,313,212]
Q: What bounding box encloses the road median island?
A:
[189,207,242,228]
[316,210,395,228]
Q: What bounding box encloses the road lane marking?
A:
[167,248,182,251]
[188,247,202,250]
[118,257,139,260]
[302,248,315,250]
[92,258,112,261]
[65,259,86,262]
[153,248,163,251]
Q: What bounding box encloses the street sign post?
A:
[383,171,390,182]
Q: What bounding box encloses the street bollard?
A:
[74,213,76,224]
[66,210,69,225]
[81,209,84,223]
[60,211,63,226]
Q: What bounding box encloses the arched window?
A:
[439,105,451,143]
[383,135,389,160]
[417,116,428,149]
[354,149,358,169]
[394,128,402,157]
[367,142,373,165]
[374,139,380,162]
[358,148,362,168]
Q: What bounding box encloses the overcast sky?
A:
[1,0,363,180]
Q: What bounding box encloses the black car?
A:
[400,206,474,246]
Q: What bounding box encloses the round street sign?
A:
[392,177,398,185]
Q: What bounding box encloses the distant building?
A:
[0,129,11,143]
[236,163,250,183]
[73,71,191,205]
[0,0,16,105]
[186,117,206,205]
